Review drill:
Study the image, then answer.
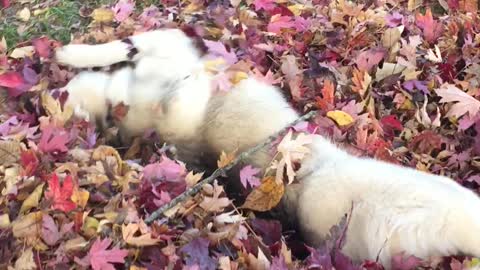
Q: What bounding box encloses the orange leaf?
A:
[217,150,236,168]
[460,0,478,12]
[351,68,371,97]
[315,79,335,111]
[241,176,285,211]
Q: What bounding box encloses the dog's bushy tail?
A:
[55,39,133,68]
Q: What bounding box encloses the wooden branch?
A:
[145,110,318,224]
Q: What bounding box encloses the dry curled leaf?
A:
[0,140,21,166]
[275,131,313,184]
[92,145,123,174]
[241,176,285,211]
[14,247,36,270]
[12,211,43,238]
[122,223,160,246]
[20,183,45,214]
[200,181,231,212]
[41,91,73,126]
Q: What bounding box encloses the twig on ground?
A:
[145,110,318,224]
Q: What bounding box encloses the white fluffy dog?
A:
[55,28,480,269]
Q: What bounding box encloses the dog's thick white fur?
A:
[56,29,202,81]
[58,29,210,142]
[289,136,480,267]
[55,28,480,268]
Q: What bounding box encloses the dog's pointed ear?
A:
[180,24,208,56]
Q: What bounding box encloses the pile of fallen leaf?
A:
[1,0,480,269]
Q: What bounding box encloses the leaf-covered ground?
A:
[1,0,480,269]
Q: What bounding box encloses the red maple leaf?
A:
[408,131,442,155]
[0,71,26,97]
[20,149,39,177]
[32,37,54,58]
[75,238,128,270]
[38,126,70,154]
[0,0,10,8]
[253,0,276,11]
[267,15,295,34]
[355,48,385,72]
[45,173,76,212]
[415,8,444,44]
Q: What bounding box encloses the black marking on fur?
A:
[104,101,115,128]
[180,25,208,56]
[122,37,139,60]
[121,37,133,45]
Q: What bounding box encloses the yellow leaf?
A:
[17,7,31,22]
[2,166,20,196]
[33,8,49,16]
[183,2,203,13]
[41,92,73,125]
[0,213,10,229]
[71,188,90,209]
[280,241,293,265]
[55,162,80,178]
[88,173,109,187]
[407,0,422,10]
[114,170,140,192]
[0,36,7,53]
[9,46,35,59]
[12,211,43,238]
[287,4,305,16]
[91,8,114,23]
[204,58,226,73]
[130,266,147,270]
[82,216,99,237]
[241,176,285,211]
[30,78,49,92]
[402,68,422,81]
[122,223,160,246]
[92,145,123,173]
[327,110,354,126]
[217,150,237,168]
[65,236,88,252]
[466,258,480,268]
[400,98,414,110]
[14,247,36,270]
[20,183,44,214]
[230,71,248,85]
[185,171,204,187]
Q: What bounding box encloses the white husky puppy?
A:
[55,28,480,268]
[58,28,211,142]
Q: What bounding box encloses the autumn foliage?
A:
[1,0,480,269]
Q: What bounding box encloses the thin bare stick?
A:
[145,110,317,224]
